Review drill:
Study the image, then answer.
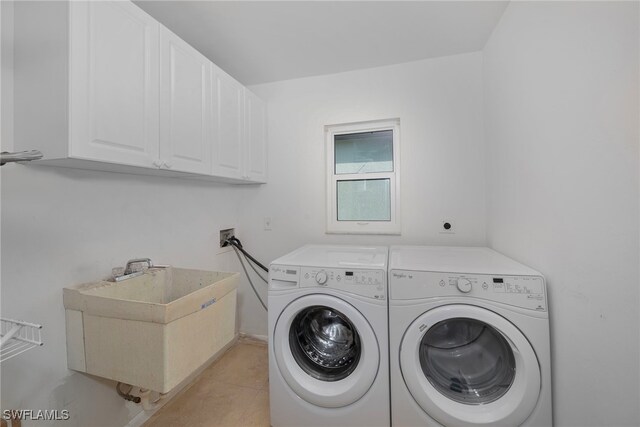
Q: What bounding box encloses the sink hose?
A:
[225,237,268,311]
[225,237,268,272]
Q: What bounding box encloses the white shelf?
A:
[1,318,43,363]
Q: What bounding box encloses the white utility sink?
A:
[64,267,239,393]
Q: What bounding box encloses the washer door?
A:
[274,294,380,408]
[400,305,541,426]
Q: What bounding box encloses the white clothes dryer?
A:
[268,245,390,427]
[389,246,552,427]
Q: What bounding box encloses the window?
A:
[326,119,401,234]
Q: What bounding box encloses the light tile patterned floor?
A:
[144,339,270,427]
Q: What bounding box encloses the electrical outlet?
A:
[440,220,455,234]
[219,228,235,249]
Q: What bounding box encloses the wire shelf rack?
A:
[1,318,43,363]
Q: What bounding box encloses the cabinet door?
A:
[244,89,268,183]
[212,66,245,180]
[159,27,212,174]
[69,1,159,167]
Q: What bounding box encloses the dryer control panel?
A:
[270,264,386,300]
[390,270,547,312]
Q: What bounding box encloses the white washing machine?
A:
[389,246,552,427]
[268,245,390,427]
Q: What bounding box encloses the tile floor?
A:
[144,339,270,427]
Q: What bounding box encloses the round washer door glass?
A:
[289,305,362,381]
[273,294,380,408]
[420,318,516,404]
[400,305,541,426]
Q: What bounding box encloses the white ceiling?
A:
[135,1,509,85]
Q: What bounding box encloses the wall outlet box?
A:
[219,228,236,252]
[440,220,455,234]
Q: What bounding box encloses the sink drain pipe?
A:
[138,388,167,411]
[116,382,140,403]
[116,383,168,411]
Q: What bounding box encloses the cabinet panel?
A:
[212,67,244,180]
[69,1,159,167]
[244,89,267,183]
[16,0,266,184]
[159,28,212,174]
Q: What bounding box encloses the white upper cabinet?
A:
[211,72,268,182]
[69,1,160,167]
[244,89,268,183]
[13,0,266,183]
[159,27,212,174]
[212,66,245,180]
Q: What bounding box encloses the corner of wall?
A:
[1,0,15,152]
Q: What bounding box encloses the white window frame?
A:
[325,118,401,235]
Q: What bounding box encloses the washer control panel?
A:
[269,264,386,300]
[390,270,546,311]
[301,268,386,300]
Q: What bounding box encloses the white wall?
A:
[483,2,639,426]
[239,52,487,336]
[1,0,14,152]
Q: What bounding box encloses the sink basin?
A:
[64,267,239,393]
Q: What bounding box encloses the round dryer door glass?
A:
[289,305,361,382]
[420,318,516,405]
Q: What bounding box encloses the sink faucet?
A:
[124,258,153,275]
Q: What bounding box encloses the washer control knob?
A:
[457,278,472,293]
[315,271,328,285]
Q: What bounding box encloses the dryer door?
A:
[273,294,380,408]
[400,304,541,427]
